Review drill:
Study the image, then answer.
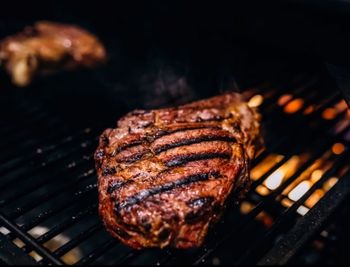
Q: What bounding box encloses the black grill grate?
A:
[0,68,350,265]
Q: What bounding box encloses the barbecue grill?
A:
[1,0,350,265]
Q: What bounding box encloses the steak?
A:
[95,92,262,249]
[0,21,106,87]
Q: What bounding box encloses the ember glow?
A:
[248,94,264,108]
[332,143,345,155]
[288,180,311,201]
[303,105,315,115]
[250,154,284,181]
[322,108,337,120]
[284,98,304,114]
[260,155,300,192]
[278,94,293,106]
[264,169,285,190]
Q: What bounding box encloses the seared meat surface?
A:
[95,93,262,249]
[0,21,106,86]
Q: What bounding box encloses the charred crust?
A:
[140,218,152,233]
[114,171,221,212]
[158,229,171,241]
[101,135,109,146]
[186,196,215,208]
[185,209,211,224]
[113,140,144,155]
[95,149,104,160]
[116,151,150,164]
[112,126,222,156]
[195,115,223,122]
[107,180,132,194]
[165,152,231,167]
[114,227,131,240]
[154,135,235,154]
[102,166,116,176]
[185,197,216,224]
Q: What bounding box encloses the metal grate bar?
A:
[4,164,95,219]
[0,135,97,194]
[0,127,92,175]
[236,151,349,264]
[0,147,95,209]
[15,172,96,232]
[35,204,97,245]
[75,239,118,265]
[0,213,64,265]
[53,224,103,258]
[190,127,350,265]
[258,170,350,265]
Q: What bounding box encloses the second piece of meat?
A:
[0,21,106,87]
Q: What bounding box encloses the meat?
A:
[0,21,106,87]
[95,92,263,249]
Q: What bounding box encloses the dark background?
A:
[2,0,350,63]
[2,0,350,126]
[0,1,350,117]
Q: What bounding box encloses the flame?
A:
[332,143,345,155]
[240,201,255,214]
[27,226,82,264]
[322,108,337,120]
[305,189,324,208]
[250,154,284,181]
[256,185,270,196]
[255,156,300,195]
[323,100,348,120]
[296,205,310,216]
[335,99,348,112]
[281,198,293,208]
[288,180,311,201]
[256,211,274,227]
[12,238,25,248]
[278,94,293,106]
[248,94,264,108]
[284,98,304,114]
[323,177,339,191]
[303,105,315,115]
[310,169,323,183]
[264,169,285,190]
[0,227,10,235]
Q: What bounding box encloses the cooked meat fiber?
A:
[95,93,262,249]
[0,21,106,87]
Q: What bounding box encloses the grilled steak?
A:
[0,21,106,87]
[95,92,262,249]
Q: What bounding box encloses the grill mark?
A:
[154,136,235,154]
[164,152,231,167]
[112,125,221,156]
[116,150,150,164]
[114,171,221,212]
[102,166,116,176]
[101,135,109,146]
[114,140,144,154]
[114,227,131,240]
[194,115,225,122]
[186,196,215,208]
[107,179,134,194]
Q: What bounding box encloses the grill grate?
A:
[0,68,350,265]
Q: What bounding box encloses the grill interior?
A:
[1,1,350,264]
[0,58,349,265]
